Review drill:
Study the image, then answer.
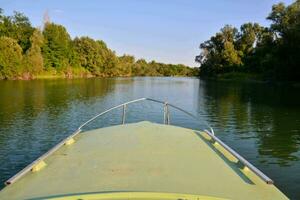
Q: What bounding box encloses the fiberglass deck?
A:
[0,121,287,199]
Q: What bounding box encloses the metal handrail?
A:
[77,97,210,131]
[4,97,273,186]
[203,130,274,184]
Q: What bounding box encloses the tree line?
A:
[0,9,198,80]
[195,0,300,81]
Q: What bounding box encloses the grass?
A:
[34,67,93,79]
[215,72,263,82]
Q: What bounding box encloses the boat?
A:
[0,98,288,199]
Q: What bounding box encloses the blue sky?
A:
[1,0,294,66]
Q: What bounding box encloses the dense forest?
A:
[0,9,198,80]
[196,0,300,81]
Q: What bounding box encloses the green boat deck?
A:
[0,121,287,199]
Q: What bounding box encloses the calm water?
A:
[0,77,299,199]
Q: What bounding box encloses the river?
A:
[0,77,299,199]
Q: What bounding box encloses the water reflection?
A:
[200,80,300,166]
[0,78,118,183]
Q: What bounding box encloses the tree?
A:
[196,0,300,81]
[117,55,135,76]
[236,23,262,55]
[222,41,242,67]
[25,29,44,75]
[0,8,195,79]
[0,36,23,79]
[11,11,34,52]
[96,40,118,76]
[73,37,107,75]
[0,10,34,52]
[267,0,300,80]
[42,23,73,70]
[196,25,241,75]
[133,59,148,76]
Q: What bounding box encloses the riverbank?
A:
[34,70,94,80]
[0,71,93,80]
[214,72,262,82]
[201,72,300,87]
[1,71,197,80]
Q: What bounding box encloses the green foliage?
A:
[42,23,73,70]
[132,59,147,75]
[196,0,300,81]
[0,36,23,79]
[117,54,135,76]
[266,0,300,80]
[0,10,34,52]
[196,25,242,75]
[73,37,119,76]
[98,41,119,76]
[73,37,105,75]
[223,41,242,66]
[0,8,196,80]
[236,23,262,54]
[24,29,44,75]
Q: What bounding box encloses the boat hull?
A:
[0,122,288,199]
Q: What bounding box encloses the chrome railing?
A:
[5,97,274,185]
[77,97,208,131]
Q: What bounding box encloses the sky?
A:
[1,0,295,67]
